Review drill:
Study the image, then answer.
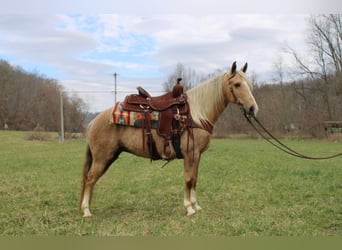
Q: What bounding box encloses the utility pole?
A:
[60,91,64,143]
[113,72,117,103]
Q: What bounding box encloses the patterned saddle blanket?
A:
[112,102,160,129]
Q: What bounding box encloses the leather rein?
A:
[227,75,342,160]
[243,111,342,160]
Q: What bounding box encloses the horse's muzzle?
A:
[243,104,258,118]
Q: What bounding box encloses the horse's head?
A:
[223,61,259,117]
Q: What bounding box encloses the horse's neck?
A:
[187,75,228,126]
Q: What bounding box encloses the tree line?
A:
[0,60,88,133]
[164,14,342,138]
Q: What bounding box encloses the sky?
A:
[0,1,341,112]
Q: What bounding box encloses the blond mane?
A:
[186,74,228,127]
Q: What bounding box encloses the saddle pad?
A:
[112,102,160,128]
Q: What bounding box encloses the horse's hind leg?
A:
[81,156,116,218]
[81,160,104,217]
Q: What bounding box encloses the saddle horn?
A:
[172,78,184,98]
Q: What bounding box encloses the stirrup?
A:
[162,140,176,161]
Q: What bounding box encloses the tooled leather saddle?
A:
[120,78,192,161]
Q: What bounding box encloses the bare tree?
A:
[286,14,342,120]
[308,14,342,73]
[0,59,88,132]
[163,63,203,92]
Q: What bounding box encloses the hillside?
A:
[0,59,87,132]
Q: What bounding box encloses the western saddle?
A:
[120,78,191,161]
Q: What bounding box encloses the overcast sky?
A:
[0,1,340,112]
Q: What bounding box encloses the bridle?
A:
[243,112,342,160]
[229,84,241,105]
[226,73,242,105]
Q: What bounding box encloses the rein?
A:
[243,112,342,160]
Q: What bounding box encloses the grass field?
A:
[0,130,341,236]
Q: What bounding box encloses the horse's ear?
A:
[241,62,248,73]
[230,61,237,74]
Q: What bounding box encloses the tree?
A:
[286,14,342,120]
[163,63,203,92]
[309,14,342,74]
[63,94,89,132]
[0,59,88,133]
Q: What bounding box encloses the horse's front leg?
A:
[183,152,202,216]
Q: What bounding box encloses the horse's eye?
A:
[234,83,241,88]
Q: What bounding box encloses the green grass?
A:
[0,130,342,236]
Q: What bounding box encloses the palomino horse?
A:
[80,61,258,217]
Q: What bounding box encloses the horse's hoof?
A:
[195,204,202,212]
[186,206,196,216]
[82,208,92,218]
